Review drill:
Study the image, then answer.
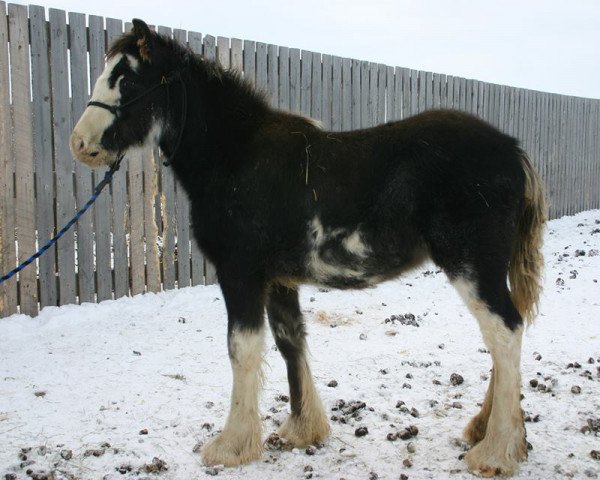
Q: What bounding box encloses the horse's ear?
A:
[132,19,153,63]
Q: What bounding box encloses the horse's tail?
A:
[509,150,547,324]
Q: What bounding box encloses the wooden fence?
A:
[1,3,599,317]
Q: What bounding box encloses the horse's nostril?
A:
[89,151,99,157]
[78,139,85,151]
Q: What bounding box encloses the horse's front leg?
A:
[202,274,267,467]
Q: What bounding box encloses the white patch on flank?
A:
[452,277,527,476]
[202,328,265,467]
[342,230,370,258]
[307,217,369,282]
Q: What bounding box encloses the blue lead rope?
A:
[0,162,120,286]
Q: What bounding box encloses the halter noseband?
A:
[87,70,188,166]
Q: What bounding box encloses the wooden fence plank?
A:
[278,46,290,112]
[105,18,129,299]
[322,54,333,129]
[593,101,600,210]
[558,95,568,216]
[546,94,556,217]
[368,63,377,125]
[399,68,409,119]
[578,99,586,211]
[432,73,441,109]
[231,38,243,72]
[473,80,480,115]
[360,61,370,128]
[243,40,255,86]
[465,79,473,113]
[142,147,162,291]
[440,74,449,109]
[580,99,589,211]
[498,85,506,129]
[289,48,301,114]
[394,67,403,120]
[351,59,361,129]
[69,12,97,303]
[300,50,312,117]
[377,64,386,125]
[452,76,460,110]
[311,52,322,121]
[485,83,494,125]
[256,42,268,94]
[268,44,279,108]
[88,15,113,301]
[341,58,351,131]
[446,75,454,110]
[217,36,230,69]
[0,1,16,316]
[385,66,395,122]
[410,69,419,115]
[127,145,146,295]
[584,100,594,210]
[490,83,496,123]
[49,8,77,306]
[30,4,57,309]
[538,93,548,202]
[568,97,576,214]
[331,56,342,131]
[9,4,37,315]
[589,101,595,210]
[569,97,578,215]
[552,94,561,217]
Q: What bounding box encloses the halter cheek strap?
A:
[86,71,187,166]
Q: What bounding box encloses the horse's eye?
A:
[121,77,135,90]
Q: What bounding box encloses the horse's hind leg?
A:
[266,284,330,447]
[451,272,527,477]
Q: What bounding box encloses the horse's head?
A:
[70,19,180,168]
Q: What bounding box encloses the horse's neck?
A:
[166,69,268,183]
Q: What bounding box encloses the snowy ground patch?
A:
[1,210,599,479]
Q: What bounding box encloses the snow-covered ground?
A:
[1,210,599,480]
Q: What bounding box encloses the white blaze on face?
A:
[72,54,125,152]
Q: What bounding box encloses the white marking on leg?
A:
[452,277,526,475]
[202,328,265,466]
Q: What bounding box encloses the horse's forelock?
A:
[107,32,139,61]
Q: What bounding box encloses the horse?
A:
[70,19,546,477]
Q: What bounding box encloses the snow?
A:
[1,210,599,480]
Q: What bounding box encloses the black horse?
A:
[70,19,546,476]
